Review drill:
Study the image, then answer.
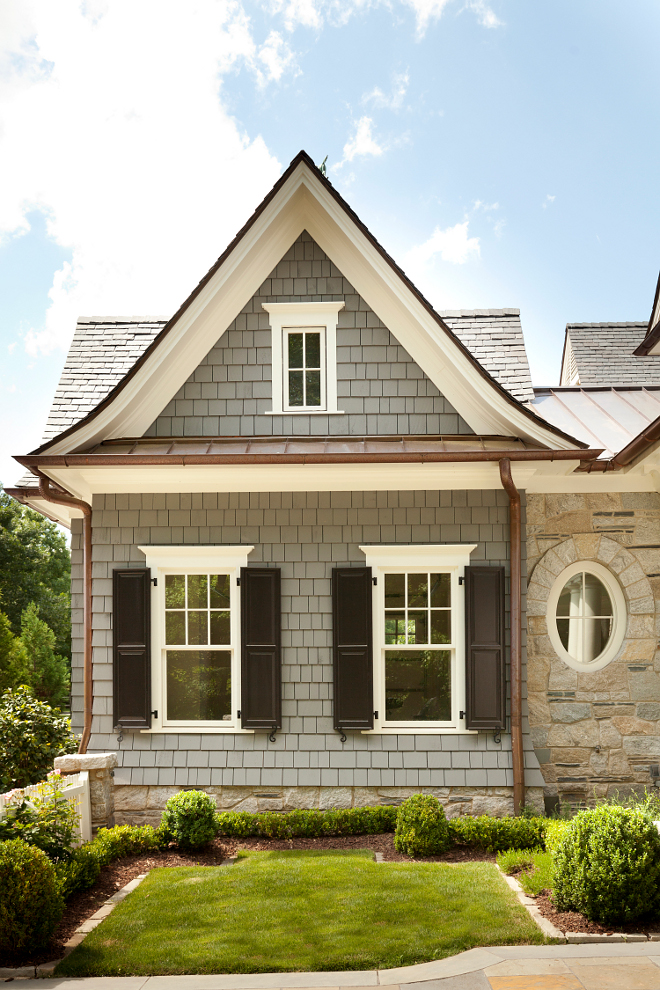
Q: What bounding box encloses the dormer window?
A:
[263,301,344,416]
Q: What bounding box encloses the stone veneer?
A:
[114,784,545,826]
[526,492,660,808]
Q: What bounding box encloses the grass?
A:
[55,850,546,976]
[497,847,554,896]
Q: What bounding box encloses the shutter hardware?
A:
[151,710,158,719]
[459,711,466,720]
[151,577,158,586]
[458,576,464,585]
[374,711,379,720]
[236,577,241,585]
[372,577,377,585]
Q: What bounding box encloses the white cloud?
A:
[466,0,501,28]
[406,220,481,266]
[363,71,409,110]
[401,0,501,38]
[542,194,556,209]
[0,0,287,357]
[334,117,384,169]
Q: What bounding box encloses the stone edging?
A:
[496,865,660,944]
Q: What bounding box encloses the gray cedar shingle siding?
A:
[565,323,660,386]
[71,488,543,790]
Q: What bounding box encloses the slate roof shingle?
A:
[440,309,534,403]
[563,323,660,386]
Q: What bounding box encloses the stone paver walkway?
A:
[13,944,660,990]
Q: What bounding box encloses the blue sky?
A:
[1,0,659,489]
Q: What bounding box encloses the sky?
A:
[1,0,659,491]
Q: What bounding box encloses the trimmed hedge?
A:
[394,794,452,857]
[54,824,166,900]
[161,791,217,850]
[448,814,548,852]
[0,839,64,953]
[215,805,398,838]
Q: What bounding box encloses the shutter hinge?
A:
[151,577,158,586]
[458,576,464,585]
[236,577,241,586]
[151,710,158,719]
[237,710,241,719]
[374,711,379,720]
[459,711,466,720]
[372,577,377,585]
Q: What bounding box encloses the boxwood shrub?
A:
[449,813,547,851]
[0,839,64,953]
[394,794,452,857]
[214,804,397,838]
[161,790,217,849]
[553,805,660,923]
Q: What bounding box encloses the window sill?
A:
[140,726,255,734]
[265,410,346,416]
[362,726,478,735]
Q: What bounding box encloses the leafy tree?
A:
[0,612,28,695]
[0,686,78,790]
[20,603,70,709]
[0,490,71,661]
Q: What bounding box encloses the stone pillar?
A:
[54,752,118,831]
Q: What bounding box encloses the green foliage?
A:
[161,790,217,849]
[553,805,660,923]
[20,602,70,708]
[543,818,570,855]
[600,787,660,819]
[0,839,64,953]
[496,847,553,896]
[55,844,101,900]
[394,794,452,857]
[0,491,71,662]
[0,609,29,694]
[92,823,166,865]
[449,814,547,852]
[0,685,78,789]
[0,770,78,859]
[214,804,398,838]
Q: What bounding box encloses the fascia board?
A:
[43,160,576,454]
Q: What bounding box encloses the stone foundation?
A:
[54,752,118,830]
[114,784,545,825]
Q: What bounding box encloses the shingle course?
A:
[440,309,534,402]
[566,323,660,385]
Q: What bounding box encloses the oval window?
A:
[547,561,626,672]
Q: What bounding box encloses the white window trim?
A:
[262,301,345,415]
[547,560,626,673]
[282,325,327,413]
[138,545,254,733]
[359,544,477,734]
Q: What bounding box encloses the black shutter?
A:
[465,565,506,730]
[240,567,281,730]
[113,568,151,730]
[332,567,373,731]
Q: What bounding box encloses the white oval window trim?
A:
[546,560,626,672]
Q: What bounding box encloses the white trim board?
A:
[39,160,580,455]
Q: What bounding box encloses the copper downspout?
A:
[499,458,525,816]
[36,472,93,755]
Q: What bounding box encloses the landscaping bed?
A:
[535,893,660,937]
[54,849,544,976]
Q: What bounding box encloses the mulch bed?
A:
[0,834,494,970]
[534,890,660,936]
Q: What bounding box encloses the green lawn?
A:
[496,848,554,896]
[56,850,546,977]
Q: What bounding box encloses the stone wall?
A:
[526,492,660,808]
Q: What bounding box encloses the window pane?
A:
[430,573,450,608]
[305,332,321,368]
[407,573,428,608]
[210,574,230,609]
[167,650,231,721]
[305,370,321,406]
[584,573,612,617]
[385,573,405,609]
[210,611,230,645]
[165,610,185,645]
[385,650,451,721]
[165,574,185,609]
[557,574,582,617]
[583,617,612,662]
[431,609,451,644]
[288,333,303,368]
[408,610,428,644]
[556,617,570,652]
[187,574,207,609]
[289,370,304,406]
[188,610,208,646]
[385,611,407,645]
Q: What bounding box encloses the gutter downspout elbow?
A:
[499,458,525,816]
[36,472,93,755]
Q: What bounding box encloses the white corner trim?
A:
[138,545,254,570]
[263,301,345,416]
[360,544,478,568]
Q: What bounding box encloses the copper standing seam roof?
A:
[29,151,585,456]
[13,436,602,479]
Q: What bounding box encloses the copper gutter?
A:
[17,448,601,469]
[578,414,660,472]
[499,458,525,817]
[36,472,93,755]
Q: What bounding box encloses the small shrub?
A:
[394,794,451,857]
[553,805,660,923]
[0,770,78,860]
[0,685,77,790]
[449,814,547,852]
[543,818,570,855]
[161,790,217,850]
[214,805,398,839]
[54,844,101,900]
[0,839,64,953]
[92,823,166,865]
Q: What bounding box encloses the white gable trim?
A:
[42,161,580,454]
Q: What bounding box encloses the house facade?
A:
[10,152,660,822]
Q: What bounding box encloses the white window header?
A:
[139,545,254,571]
[360,544,477,569]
